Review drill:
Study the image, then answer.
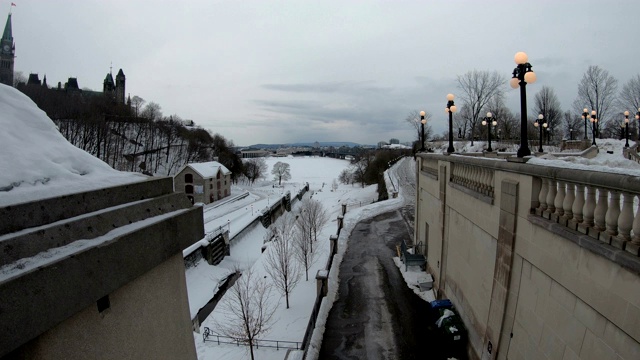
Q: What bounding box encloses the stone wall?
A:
[416,154,640,360]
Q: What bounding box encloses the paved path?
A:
[318,209,437,359]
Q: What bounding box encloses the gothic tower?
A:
[0,12,15,86]
[115,69,125,104]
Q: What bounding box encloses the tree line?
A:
[407,66,640,146]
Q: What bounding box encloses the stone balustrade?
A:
[451,162,495,199]
[534,176,640,256]
[420,156,439,179]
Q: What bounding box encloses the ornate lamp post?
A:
[533,114,547,152]
[582,108,589,140]
[481,112,496,152]
[419,110,426,151]
[445,94,457,153]
[590,110,597,146]
[624,111,630,147]
[510,52,537,158]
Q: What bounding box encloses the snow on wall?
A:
[0,84,144,207]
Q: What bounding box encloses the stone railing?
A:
[450,161,495,200]
[417,152,640,260]
[420,156,439,179]
[534,176,640,256]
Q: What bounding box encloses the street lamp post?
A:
[445,94,457,153]
[624,111,630,147]
[590,110,597,146]
[582,108,589,140]
[482,112,496,152]
[510,52,537,158]
[533,114,547,152]
[420,111,426,151]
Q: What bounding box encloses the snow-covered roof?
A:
[0,84,145,207]
[182,161,231,178]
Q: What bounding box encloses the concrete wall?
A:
[11,254,196,360]
[416,155,640,360]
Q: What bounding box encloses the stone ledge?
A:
[528,215,640,275]
[0,206,204,357]
[0,177,174,236]
[0,192,192,266]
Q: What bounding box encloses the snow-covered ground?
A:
[191,139,640,360]
[0,84,145,207]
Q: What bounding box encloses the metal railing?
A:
[202,327,301,350]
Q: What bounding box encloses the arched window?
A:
[185,173,193,183]
[185,185,193,194]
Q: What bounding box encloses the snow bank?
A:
[0,84,144,207]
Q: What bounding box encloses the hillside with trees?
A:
[17,84,243,178]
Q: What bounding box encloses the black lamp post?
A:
[624,111,630,148]
[590,110,597,146]
[510,52,537,158]
[445,94,457,153]
[533,114,547,152]
[420,110,426,151]
[482,112,496,152]
[581,108,589,140]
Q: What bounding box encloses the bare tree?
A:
[243,158,267,184]
[533,86,562,132]
[456,70,504,145]
[306,198,329,243]
[405,110,433,149]
[271,161,291,185]
[131,96,145,118]
[338,168,352,185]
[264,213,301,309]
[561,111,584,140]
[13,71,26,87]
[572,65,618,138]
[486,96,518,141]
[293,208,321,281]
[214,267,277,360]
[618,75,640,140]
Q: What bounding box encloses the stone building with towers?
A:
[3,10,128,109]
[1,12,15,86]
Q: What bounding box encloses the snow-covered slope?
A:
[0,84,145,207]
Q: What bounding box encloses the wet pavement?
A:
[318,209,439,360]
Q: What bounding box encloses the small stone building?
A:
[174,161,232,204]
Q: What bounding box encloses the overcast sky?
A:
[7,0,640,146]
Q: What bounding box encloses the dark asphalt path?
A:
[318,209,440,360]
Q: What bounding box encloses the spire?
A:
[2,13,11,42]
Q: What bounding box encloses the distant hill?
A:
[244,141,364,149]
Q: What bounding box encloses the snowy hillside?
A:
[0,84,145,207]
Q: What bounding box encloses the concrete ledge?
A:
[0,206,204,357]
[0,192,193,266]
[0,177,173,236]
[450,182,494,205]
[528,215,640,275]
